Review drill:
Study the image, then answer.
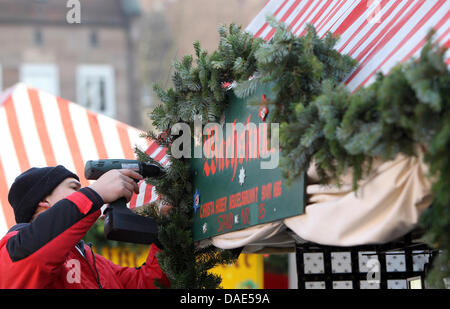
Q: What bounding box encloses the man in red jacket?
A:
[0,165,170,289]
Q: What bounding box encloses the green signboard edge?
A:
[190,84,305,241]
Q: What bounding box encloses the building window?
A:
[20,64,60,96]
[77,65,115,117]
[90,30,99,48]
[33,28,43,46]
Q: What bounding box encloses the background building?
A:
[0,0,267,130]
[0,0,142,127]
[136,0,267,130]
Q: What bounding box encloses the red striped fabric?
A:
[246,0,450,92]
[0,83,152,233]
[127,139,170,209]
[254,0,290,38]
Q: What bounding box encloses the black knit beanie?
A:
[8,165,80,223]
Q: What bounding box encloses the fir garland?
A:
[142,19,449,288]
[140,24,263,288]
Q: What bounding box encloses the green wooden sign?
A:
[191,85,305,241]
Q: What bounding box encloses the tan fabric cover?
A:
[210,221,286,250]
[285,151,432,246]
[208,151,433,250]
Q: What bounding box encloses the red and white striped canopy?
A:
[246,0,450,92]
[128,140,170,213]
[0,83,169,235]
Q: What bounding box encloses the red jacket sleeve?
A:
[98,243,170,289]
[5,187,104,272]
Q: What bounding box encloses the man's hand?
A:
[88,169,143,203]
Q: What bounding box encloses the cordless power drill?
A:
[84,159,164,245]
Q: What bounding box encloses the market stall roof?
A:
[246,0,449,92]
[206,0,449,251]
[0,83,168,235]
[108,0,448,251]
